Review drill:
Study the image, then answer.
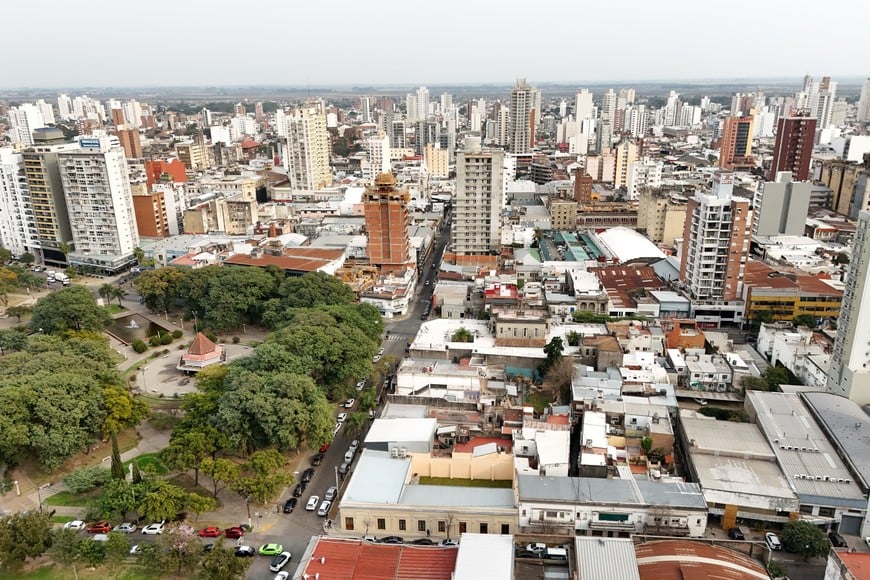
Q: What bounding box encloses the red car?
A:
[224,526,245,539]
[198,526,222,538]
[319,443,331,453]
[86,521,112,534]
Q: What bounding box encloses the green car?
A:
[259,543,284,556]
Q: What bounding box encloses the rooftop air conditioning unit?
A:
[400,448,407,457]
[391,448,399,458]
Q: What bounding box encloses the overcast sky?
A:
[3,0,867,88]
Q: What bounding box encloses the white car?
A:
[342,398,355,408]
[306,495,320,511]
[141,521,165,535]
[372,355,382,363]
[333,422,342,436]
[356,379,366,391]
[349,439,359,453]
[270,551,292,572]
[317,500,332,517]
[274,572,290,580]
[113,522,137,533]
[377,348,385,356]
[63,520,86,530]
[129,544,142,556]
[337,412,348,423]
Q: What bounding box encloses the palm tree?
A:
[98,283,115,304]
[344,412,368,439]
[111,286,127,306]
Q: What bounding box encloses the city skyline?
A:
[4,0,868,89]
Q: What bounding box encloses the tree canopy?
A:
[781,521,829,560]
[29,286,111,334]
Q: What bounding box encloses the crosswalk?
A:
[386,333,410,342]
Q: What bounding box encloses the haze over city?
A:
[4,0,869,88]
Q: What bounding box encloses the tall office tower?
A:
[416,86,430,121]
[495,106,511,147]
[718,116,755,170]
[23,128,80,266]
[57,94,73,119]
[390,119,406,149]
[828,211,870,404]
[115,128,142,159]
[627,105,648,138]
[600,89,617,121]
[440,93,452,116]
[662,91,681,126]
[680,172,752,302]
[284,102,331,191]
[176,138,212,171]
[614,140,638,190]
[7,104,47,146]
[575,89,594,121]
[363,173,411,274]
[35,100,55,125]
[730,92,764,117]
[752,171,812,237]
[254,102,265,122]
[0,148,38,257]
[234,103,246,116]
[453,138,504,255]
[509,78,537,154]
[405,94,418,124]
[470,104,482,133]
[768,115,817,181]
[201,107,213,127]
[596,121,612,153]
[857,78,870,123]
[58,135,139,269]
[362,132,391,180]
[558,100,567,119]
[360,96,372,123]
[796,76,837,129]
[122,99,143,128]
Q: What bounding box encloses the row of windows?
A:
[345,517,509,535]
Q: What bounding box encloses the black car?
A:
[829,532,848,548]
[310,453,324,466]
[292,483,307,497]
[515,549,541,559]
[727,528,746,540]
[378,536,404,544]
[411,538,435,545]
[203,543,215,553]
[301,468,315,483]
[234,546,255,557]
[283,498,297,514]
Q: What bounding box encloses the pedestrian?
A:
[426,529,430,537]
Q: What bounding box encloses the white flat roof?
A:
[365,418,437,444]
[453,534,514,580]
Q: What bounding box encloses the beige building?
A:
[183,190,257,235]
[425,143,449,178]
[176,140,212,171]
[491,306,550,347]
[547,197,578,231]
[284,102,331,191]
[338,449,516,538]
[614,140,639,190]
[636,188,688,246]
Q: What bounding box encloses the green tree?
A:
[133,247,146,265]
[0,329,27,354]
[231,449,291,504]
[131,461,143,484]
[98,282,115,304]
[95,479,138,521]
[200,458,240,500]
[29,286,111,333]
[741,375,769,392]
[792,314,818,328]
[138,479,189,522]
[451,327,473,342]
[197,539,251,579]
[77,537,106,566]
[641,436,653,456]
[6,305,31,323]
[103,531,132,569]
[357,388,377,412]
[541,336,565,374]
[186,493,218,522]
[102,385,149,437]
[0,511,52,573]
[47,528,83,566]
[161,428,218,486]
[344,411,368,438]
[112,286,127,306]
[0,268,19,306]
[566,331,581,346]
[134,267,185,312]
[110,432,125,480]
[157,522,202,576]
[275,271,355,309]
[18,252,34,266]
[0,248,10,263]
[63,466,112,494]
[782,520,829,560]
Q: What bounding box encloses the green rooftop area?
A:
[418,476,513,488]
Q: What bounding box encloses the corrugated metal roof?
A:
[575,537,640,580]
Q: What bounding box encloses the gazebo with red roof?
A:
[177,332,225,373]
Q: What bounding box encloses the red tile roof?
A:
[299,538,458,580]
[453,437,512,454]
[224,247,344,273]
[837,552,870,580]
[591,266,665,309]
[636,540,767,580]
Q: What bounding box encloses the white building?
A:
[363,132,391,181]
[283,102,331,191]
[58,135,139,271]
[626,158,663,200]
[509,79,537,154]
[0,148,38,257]
[7,104,47,146]
[858,78,870,123]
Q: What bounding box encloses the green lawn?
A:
[43,490,92,507]
[51,515,77,524]
[18,565,162,579]
[418,476,513,488]
[104,304,126,315]
[124,453,168,476]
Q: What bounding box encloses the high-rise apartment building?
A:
[58,135,139,271]
[416,87,430,121]
[614,140,639,190]
[176,138,212,171]
[7,104,47,146]
[284,102,331,191]
[453,138,504,256]
[680,172,752,302]
[857,78,870,123]
[509,79,537,154]
[827,210,870,404]
[575,90,594,121]
[22,128,80,266]
[718,116,755,171]
[115,128,142,159]
[768,115,816,181]
[752,172,812,237]
[363,173,411,274]
[0,148,38,257]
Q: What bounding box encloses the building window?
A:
[479,523,488,534]
[377,518,386,530]
[398,519,406,531]
[501,524,510,534]
[459,522,467,534]
[438,521,446,533]
[345,518,354,530]
[418,520,426,532]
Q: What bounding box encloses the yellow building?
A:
[743,260,842,322]
[424,143,449,178]
[637,188,688,247]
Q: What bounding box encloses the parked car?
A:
[377,347,385,356]
[259,543,284,556]
[349,440,359,453]
[333,422,342,436]
[829,531,848,548]
[270,551,292,572]
[319,443,331,453]
[324,486,338,501]
[317,500,331,517]
[141,521,165,535]
[344,450,355,463]
[356,379,366,391]
[765,532,782,551]
[198,526,222,538]
[129,544,142,556]
[515,549,541,559]
[273,572,290,580]
[224,526,246,539]
[86,521,113,534]
[293,483,307,497]
[342,398,355,408]
[337,412,348,423]
[727,528,746,540]
[63,520,86,531]
[283,498,297,513]
[338,461,350,475]
[234,545,256,557]
[411,538,435,545]
[306,495,320,511]
[310,453,324,466]
[440,539,459,546]
[378,536,404,544]
[372,354,382,363]
[113,522,136,533]
[301,468,315,483]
